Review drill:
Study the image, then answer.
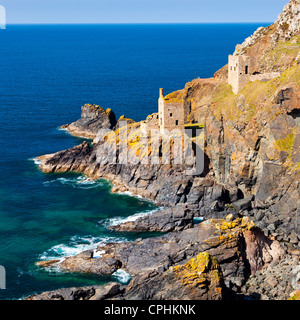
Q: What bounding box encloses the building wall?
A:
[228,55,251,94]
[158,88,185,134]
[159,101,184,134]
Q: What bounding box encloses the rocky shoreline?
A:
[28,0,300,300]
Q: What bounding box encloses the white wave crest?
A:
[29,157,41,166]
[43,176,104,189]
[39,235,127,262]
[105,208,163,227]
[112,269,131,284]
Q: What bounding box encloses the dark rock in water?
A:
[60,249,122,275]
[38,141,93,174]
[110,205,194,233]
[61,104,117,139]
[26,282,124,300]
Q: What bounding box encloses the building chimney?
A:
[159,88,164,98]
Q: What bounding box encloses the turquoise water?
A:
[0,23,269,299]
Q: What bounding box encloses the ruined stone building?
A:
[228,55,251,94]
[140,88,185,135]
[158,88,185,134]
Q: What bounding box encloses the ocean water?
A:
[0,23,269,299]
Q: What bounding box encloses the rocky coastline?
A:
[28,0,300,301]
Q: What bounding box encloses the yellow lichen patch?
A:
[289,290,300,300]
[173,252,223,289]
[215,217,255,232]
[105,108,113,116]
[164,89,185,103]
[274,132,295,154]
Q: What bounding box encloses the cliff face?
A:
[168,0,300,240]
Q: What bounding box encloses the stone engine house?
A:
[228,54,251,94]
[158,88,185,134]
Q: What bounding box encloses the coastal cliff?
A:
[31,0,300,300]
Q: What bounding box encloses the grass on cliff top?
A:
[164,89,185,103]
[211,62,300,121]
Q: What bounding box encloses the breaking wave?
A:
[112,269,132,284]
[39,235,127,262]
[104,208,163,227]
[43,176,104,189]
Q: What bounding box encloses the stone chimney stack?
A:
[159,88,164,98]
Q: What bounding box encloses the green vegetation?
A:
[274,132,295,153]
[261,34,300,71]
[212,62,300,121]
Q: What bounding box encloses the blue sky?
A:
[1,0,288,24]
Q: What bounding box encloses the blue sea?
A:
[0,23,269,299]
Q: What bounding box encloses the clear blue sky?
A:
[1,0,288,24]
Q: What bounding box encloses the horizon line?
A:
[5,22,272,26]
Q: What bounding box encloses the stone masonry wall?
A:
[228,55,251,94]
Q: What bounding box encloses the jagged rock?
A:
[61,104,117,139]
[122,253,224,300]
[110,206,194,233]
[60,249,122,275]
[41,218,283,293]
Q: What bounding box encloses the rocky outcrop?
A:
[26,282,125,301]
[28,253,224,301]
[242,251,300,300]
[31,217,288,300]
[61,104,117,139]
[36,217,284,294]
[233,0,300,73]
[273,0,300,42]
[38,126,231,218]
[122,252,224,300]
[110,205,194,233]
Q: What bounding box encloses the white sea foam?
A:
[43,176,104,189]
[113,189,152,201]
[105,208,163,227]
[29,157,41,166]
[112,269,132,284]
[93,249,106,259]
[39,235,127,262]
[57,126,69,132]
